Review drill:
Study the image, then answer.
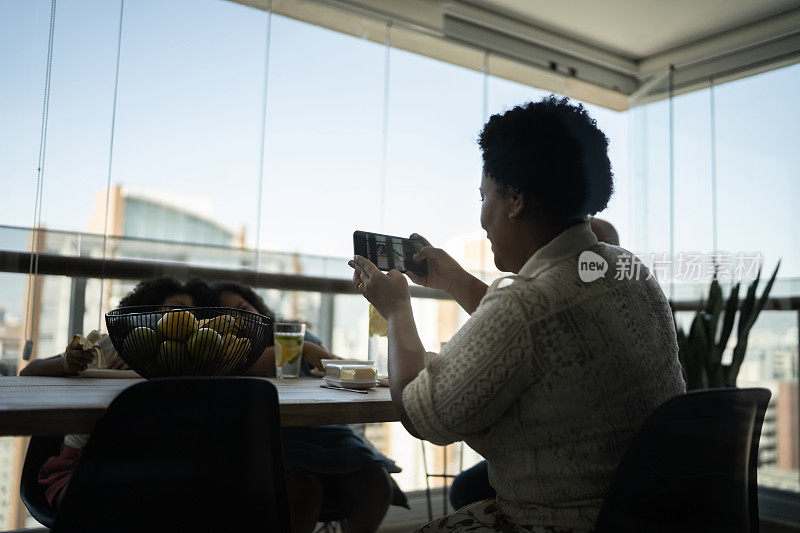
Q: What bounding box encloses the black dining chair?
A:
[20,434,63,528]
[594,387,771,533]
[52,377,290,533]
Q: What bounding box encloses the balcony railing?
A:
[0,225,797,521]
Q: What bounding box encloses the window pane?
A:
[384,50,484,259]
[630,97,671,286]
[637,63,800,495]
[0,0,55,228]
[38,0,123,235]
[715,64,800,285]
[259,16,384,258]
[109,0,267,249]
[711,63,800,493]
[672,89,713,255]
[582,101,630,245]
[487,75,552,115]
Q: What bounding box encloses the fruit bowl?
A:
[105,306,273,378]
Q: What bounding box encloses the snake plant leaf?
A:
[727,271,759,385]
[707,278,724,338]
[687,313,709,390]
[749,260,781,328]
[705,278,721,314]
[737,267,760,337]
[726,342,748,387]
[726,261,780,387]
[716,282,740,354]
[676,327,688,369]
[700,312,725,388]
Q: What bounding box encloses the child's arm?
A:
[19,350,94,377]
[243,346,277,377]
[243,342,331,376]
[299,341,331,371]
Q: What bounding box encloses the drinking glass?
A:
[274,323,305,379]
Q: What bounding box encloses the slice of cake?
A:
[325,364,377,380]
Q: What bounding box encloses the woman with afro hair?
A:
[350,96,684,532]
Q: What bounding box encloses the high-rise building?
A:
[777,382,799,471]
[88,184,245,247]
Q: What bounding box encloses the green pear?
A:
[158,340,188,374]
[123,327,159,358]
[187,328,224,363]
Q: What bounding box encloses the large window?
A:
[631,63,800,494]
[1,0,798,527]
[260,15,384,257]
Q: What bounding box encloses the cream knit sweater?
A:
[403,222,686,530]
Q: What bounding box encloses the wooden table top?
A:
[0,376,398,436]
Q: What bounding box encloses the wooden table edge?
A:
[0,406,400,436]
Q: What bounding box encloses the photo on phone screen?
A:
[353,231,427,277]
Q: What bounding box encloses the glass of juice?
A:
[274,323,305,379]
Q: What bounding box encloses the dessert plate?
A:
[323,376,378,389]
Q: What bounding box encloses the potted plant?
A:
[675,261,780,390]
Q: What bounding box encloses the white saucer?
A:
[324,377,378,389]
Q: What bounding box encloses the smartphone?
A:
[353,231,427,277]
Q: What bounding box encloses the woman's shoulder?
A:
[478,274,564,325]
[482,243,659,319]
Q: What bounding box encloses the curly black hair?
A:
[183,278,216,307]
[478,95,613,217]
[209,281,277,321]
[118,277,186,307]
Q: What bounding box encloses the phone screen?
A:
[353,231,427,276]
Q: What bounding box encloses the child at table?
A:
[22,277,211,509]
[211,281,408,533]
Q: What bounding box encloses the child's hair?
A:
[118,277,186,307]
[209,281,277,321]
[183,278,216,307]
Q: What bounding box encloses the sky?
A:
[0,0,797,279]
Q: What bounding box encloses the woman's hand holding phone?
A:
[405,233,489,315]
[404,234,467,294]
[349,232,489,316]
[349,256,411,320]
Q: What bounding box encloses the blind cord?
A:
[378,21,391,232]
[23,0,58,361]
[99,0,125,330]
[254,0,273,290]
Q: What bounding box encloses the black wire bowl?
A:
[105,306,273,378]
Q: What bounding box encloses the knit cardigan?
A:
[403,222,686,530]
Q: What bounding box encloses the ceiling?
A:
[469,0,800,60]
[232,0,800,109]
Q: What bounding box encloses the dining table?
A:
[0,376,399,436]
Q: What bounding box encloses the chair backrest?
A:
[53,377,289,533]
[594,387,771,533]
[20,435,63,528]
